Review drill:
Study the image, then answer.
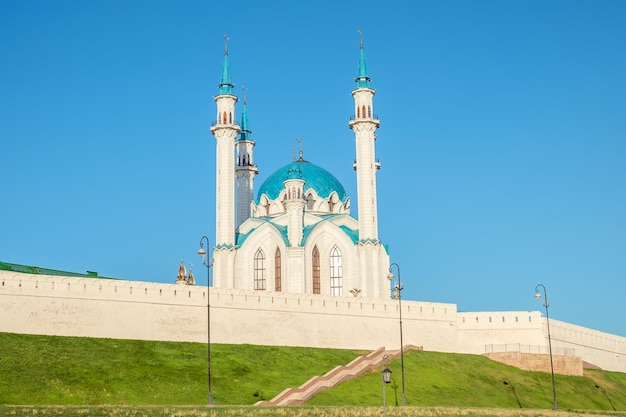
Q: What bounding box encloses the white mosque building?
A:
[210,35,390,299]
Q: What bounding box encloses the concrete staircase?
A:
[254,345,421,406]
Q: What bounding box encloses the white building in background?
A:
[0,36,624,374]
[210,35,389,299]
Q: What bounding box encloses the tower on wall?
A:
[210,36,240,287]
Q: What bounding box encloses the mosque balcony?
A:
[352,159,381,170]
[210,120,240,127]
[349,114,379,122]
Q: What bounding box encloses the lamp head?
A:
[197,246,207,265]
[387,272,394,282]
[534,292,542,300]
[382,366,392,384]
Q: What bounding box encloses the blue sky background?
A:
[1,1,625,337]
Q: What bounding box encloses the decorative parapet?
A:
[214,243,237,251]
[458,311,543,329]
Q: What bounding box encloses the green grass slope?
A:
[308,350,626,410]
[1,332,625,412]
[0,332,360,405]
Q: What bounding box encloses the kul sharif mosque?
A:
[209,33,391,299]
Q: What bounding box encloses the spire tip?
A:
[296,136,304,161]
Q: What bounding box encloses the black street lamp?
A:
[535,283,557,410]
[198,236,213,406]
[382,365,392,417]
[387,263,406,407]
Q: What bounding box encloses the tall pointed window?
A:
[223,111,227,124]
[330,246,343,296]
[274,248,282,292]
[361,105,366,119]
[254,248,266,290]
[312,246,320,294]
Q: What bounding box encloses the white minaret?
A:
[282,141,307,294]
[210,36,240,287]
[283,162,305,247]
[348,30,381,242]
[235,86,258,228]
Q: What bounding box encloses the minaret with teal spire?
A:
[218,40,234,95]
[355,32,371,89]
[349,29,381,242]
[235,86,259,228]
[210,35,240,288]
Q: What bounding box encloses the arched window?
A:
[367,105,372,117]
[357,106,361,118]
[274,248,282,292]
[229,112,232,124]
[312,246,320,294]
[254,248,266,290]
[218,112,222,124]
[223,111,227,124]
[330,246,342,296]
[306,193,315,210]
[361,105,366,118]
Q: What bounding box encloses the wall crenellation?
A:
[2,272,456,319]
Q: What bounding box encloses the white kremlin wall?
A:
[1,270,624,373]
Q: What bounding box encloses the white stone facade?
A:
[1,270,624,373]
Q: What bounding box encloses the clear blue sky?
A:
[1,1,625,337]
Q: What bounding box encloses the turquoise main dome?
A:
[256,160,348,203]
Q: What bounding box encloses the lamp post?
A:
[503,379,522,408]
[595,384,616,411]
[535,283,557,410]
[387,263,406,407]
[198,236,213,406]
[382,365,392,417]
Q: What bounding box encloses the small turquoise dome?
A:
[256,160,348,203]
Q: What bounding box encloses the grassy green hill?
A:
[1,332,625,413]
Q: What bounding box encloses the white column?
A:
[349,88,380,241]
